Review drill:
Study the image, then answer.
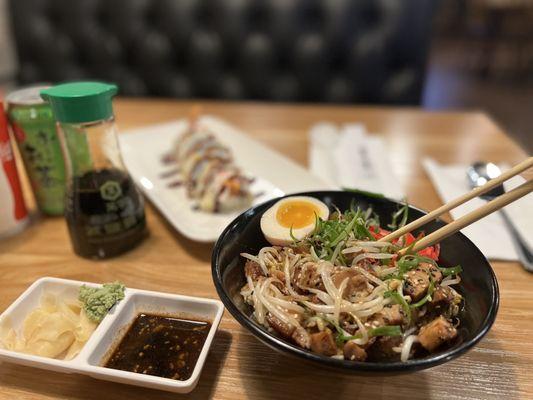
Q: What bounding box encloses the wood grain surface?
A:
[0,99,531,400]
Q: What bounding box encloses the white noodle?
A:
[303,294,387,316]
[330,241,345,264]
[378,266,398,277]
[342,246,380,255]
[401,335,419,362]
[266,295,305,313]
[351,285,386,303]
[258,247,279,273]
[352,253,394,265]
[348,312,369,346]
[257,279,299,326]
[241,252,260,264]
[283,256,308,300]
[319,262,337,295]
[247,275,254,292]
[351,266,387,288]
[334,278,349,325]
[306,288,334,305]
[252,281,265,324]
[441,275,461,287]
[351,240,391,247]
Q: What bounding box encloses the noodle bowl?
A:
[239,202,463,362]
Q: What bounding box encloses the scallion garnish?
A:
[369,325,402,337]
[334,324,403,345]
[388,199,409,230]
[439,265,463,276]
[409,279,435,309]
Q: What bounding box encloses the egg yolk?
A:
[276,201,320,229]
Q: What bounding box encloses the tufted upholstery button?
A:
[81,26,124,67]
[383,69,418,104]
[219,74,244,100]
[8,0,437,104]
[349,33,387,100]
[325,75,355,103]
[241,33,274,98]
[270,74,299,102]
[107,66,148,96]
[293,33,328,100]
[188,30,223,97]
[150,71,192,98]
[136,31,173,67]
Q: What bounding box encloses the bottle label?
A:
[83,178,143,240]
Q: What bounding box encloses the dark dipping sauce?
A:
[104,313,211,380]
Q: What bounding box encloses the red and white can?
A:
[0,101,28,239]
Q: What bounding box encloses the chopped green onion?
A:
[416,256,438,266]
[369,325,402,337]
[439,265,463,276]
[395,254,437,279]
[330,213,358,246]
[388,199,409,230]
[334,325,403,345]
[289,225,298,243]
[410,279,435,309]
[336,332,358,346]
[381,258,392,266]
[355,220,374,240]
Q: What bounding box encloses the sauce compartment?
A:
[85,290,223,393]
[104,314,210,380]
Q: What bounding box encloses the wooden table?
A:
[0,100,531,400]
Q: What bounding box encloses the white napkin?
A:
[423,158,533,261]
[309,123,404,200]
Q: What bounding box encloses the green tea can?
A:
[6,85,66,215]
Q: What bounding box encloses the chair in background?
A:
[8,0,439,104]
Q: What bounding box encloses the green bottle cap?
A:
[40,81,118,123]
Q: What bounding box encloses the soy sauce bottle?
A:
[41,82,147,259]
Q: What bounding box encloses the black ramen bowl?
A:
[211,191,499,373]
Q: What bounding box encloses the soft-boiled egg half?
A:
[260,196,329,245]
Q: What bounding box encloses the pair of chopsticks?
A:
[378,157,533,254]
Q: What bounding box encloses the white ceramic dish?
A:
[119,116,332,242]
[0,277,224,393]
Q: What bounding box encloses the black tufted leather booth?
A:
[9,0,438,104]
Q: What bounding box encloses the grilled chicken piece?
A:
[292,264,325,293]
[370,304,405,327]
[331,269,372,299]
[404,262,442,301]
[292,327,311,349]
[404,269,429,301]
[419,262,443,283]
[343,341,368,361]
[266,314,295,339]
[430,286,454,311]
[244,260,264,281]
[418,316,457,352]
[266,314,310,348]
[309,329,338,356]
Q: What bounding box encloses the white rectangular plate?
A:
[119,116,332,242]
[0,277,224,393]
